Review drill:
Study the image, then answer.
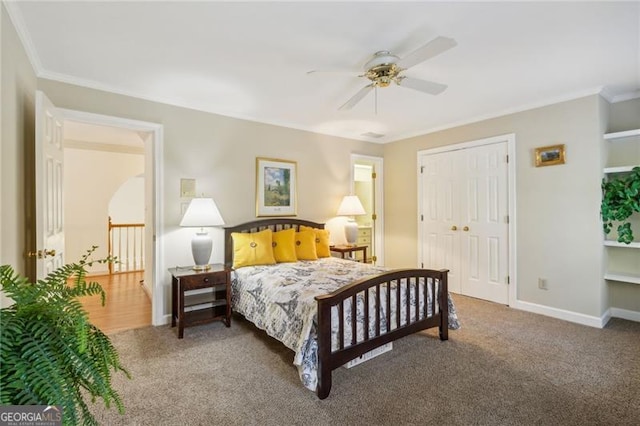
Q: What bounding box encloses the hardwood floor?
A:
[79,271,152,335]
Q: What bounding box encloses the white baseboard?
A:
[610,307,640,323]
[600,309,612,327]
[159,314,171,326]
[513,300,607,328]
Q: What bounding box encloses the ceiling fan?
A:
[309,36,457,111]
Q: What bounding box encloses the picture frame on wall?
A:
[535,144,566,167]
[256,157,297,217]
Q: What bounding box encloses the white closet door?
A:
[420,141,509,304]
[420,150,462,293]
[459,143,509,304]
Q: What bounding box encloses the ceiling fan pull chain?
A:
[375,86,378,115]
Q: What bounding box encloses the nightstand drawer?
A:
[358,227,372,238]
[356,235,371,245]
[180,272,226,291]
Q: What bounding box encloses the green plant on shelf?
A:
[601,166,640,244]
[0,246,129,426]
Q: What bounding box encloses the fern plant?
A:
[0,247,130,426]
[601,166,640,244]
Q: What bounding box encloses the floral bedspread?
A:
[231,257,460,391]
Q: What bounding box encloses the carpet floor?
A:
[93,294,640,425]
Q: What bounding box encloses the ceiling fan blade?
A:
[397,77,447,95]
[339,84,374,110]
[307,69,359,75]
[396,36,457,69]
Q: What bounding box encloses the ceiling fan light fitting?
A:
[364,51,399,70]
[365,63,400,87]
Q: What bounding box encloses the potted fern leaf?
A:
[0,247,130,425]
[601,166,640,244]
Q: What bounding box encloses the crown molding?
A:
[4,1,43,74]
[391,86,606,143]
[610,90,640,103]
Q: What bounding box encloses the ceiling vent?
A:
[361,132,385,139]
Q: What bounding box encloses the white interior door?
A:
[420,141,509,304]
[459,143,509,304]
[420,150,462,293]
[35,91,65,278]
[351,154,384,265]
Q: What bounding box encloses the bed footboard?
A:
[314,268,449,399]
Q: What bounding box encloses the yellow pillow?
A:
[294,231,318,260]
[272,228,297,263]
[300,225,331,258]
[231,229,276,268]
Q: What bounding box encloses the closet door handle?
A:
[463,226,469,232]
[451,226,458,231]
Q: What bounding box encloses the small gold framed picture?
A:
[535,144,565,167]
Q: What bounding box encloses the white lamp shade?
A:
[336,195,366,216]
[180,198,225,227]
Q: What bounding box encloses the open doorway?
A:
[60,108,164,329]
[351,154,384,265]
[63,120,151,333]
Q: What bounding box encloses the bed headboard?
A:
[224,218,325,268]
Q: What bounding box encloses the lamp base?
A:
[191,230,213,270]
[192,264,211,271]
[344,219,359,246]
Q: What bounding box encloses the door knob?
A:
[451,225,458,231]
[27,250,41,258]
[27,249,56,259]
[463,226,469,232]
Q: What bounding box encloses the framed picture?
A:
[256,157,297,217]
[535,144,566,167]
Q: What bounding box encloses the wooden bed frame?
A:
[224,218,449,399]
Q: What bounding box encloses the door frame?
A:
[350,154,384,265]
[60,108,165,326]
[417,133,517,306]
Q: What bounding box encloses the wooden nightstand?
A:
[330,245,368,263]
[168,264,231,339]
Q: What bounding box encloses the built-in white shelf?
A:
[604,129,640,140]
[603,240,640,248]
[604,272,640,285]
[603,165,640,174]
[602,128,640,290]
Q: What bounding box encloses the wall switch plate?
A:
[538,278,548,290]
[180,178,196,198]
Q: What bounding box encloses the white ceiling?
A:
[7,1,640,143]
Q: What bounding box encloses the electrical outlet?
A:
[538,278,548,290]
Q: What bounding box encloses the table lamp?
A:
[336,195,366,246]
[180,197,225,270]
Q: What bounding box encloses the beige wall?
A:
[64,147,145,273]
[35,79,383,319]
[1,4,37,306]
[609,98,640,132]
[384,96,607,318]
